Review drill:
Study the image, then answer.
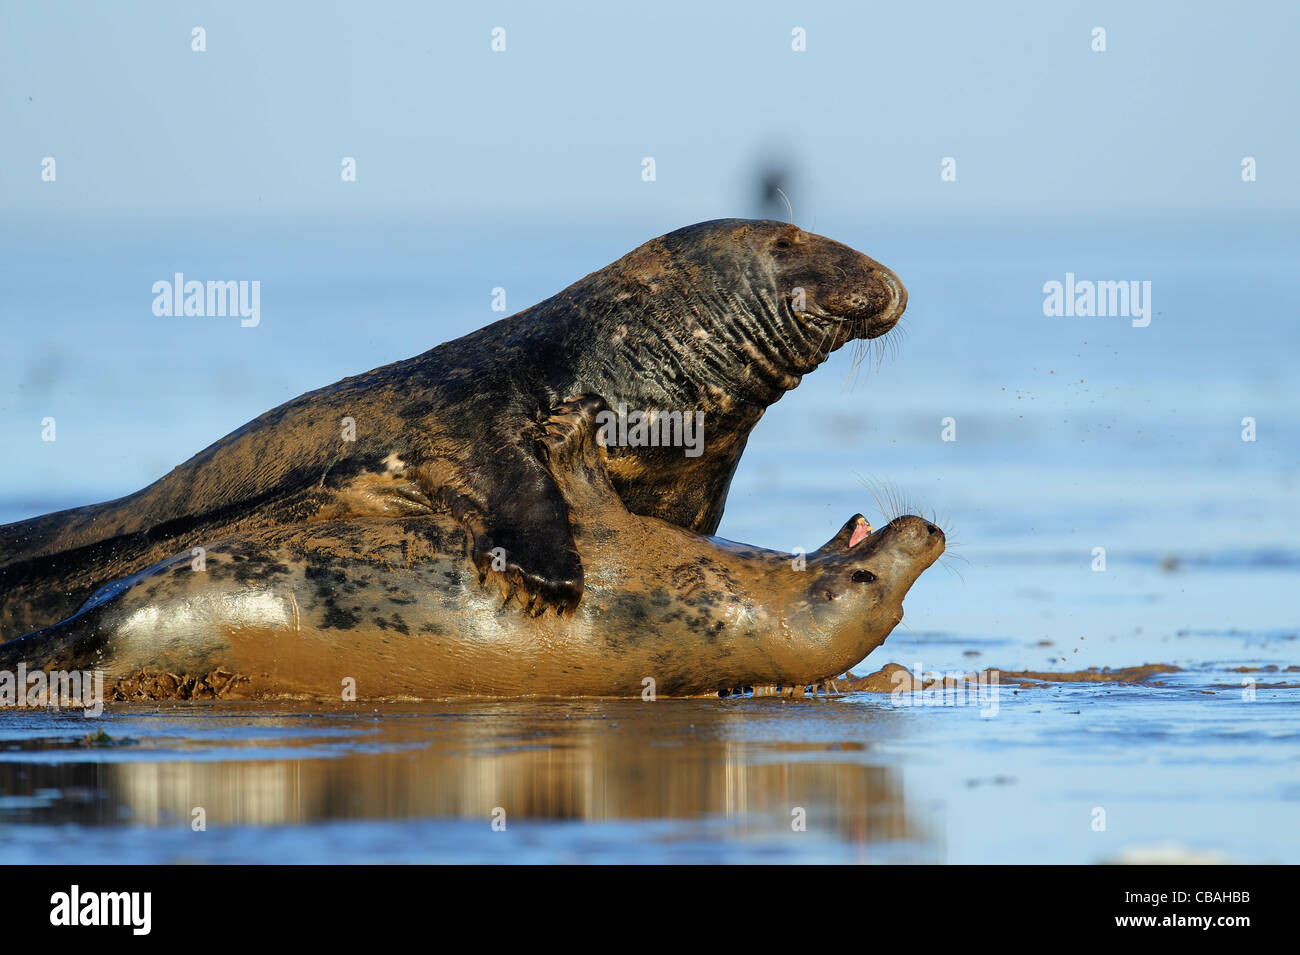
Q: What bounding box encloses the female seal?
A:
[0,399,943,700]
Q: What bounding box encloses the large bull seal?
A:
[0,399,943,699]
[0,219,906,637]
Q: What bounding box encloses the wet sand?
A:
[0,648,1295,863]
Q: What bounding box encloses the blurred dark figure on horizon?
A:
[756,162,796,221]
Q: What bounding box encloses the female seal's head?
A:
[794,513,945,669]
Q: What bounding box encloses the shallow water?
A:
[0,655,1294,864]
[1,216,1297,862]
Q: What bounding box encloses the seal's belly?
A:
[17,517,800,700]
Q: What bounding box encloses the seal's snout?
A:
[866,267,908,338]
[886,515,946,554]
[817,257,907,344]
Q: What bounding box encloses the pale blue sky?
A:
[3,0,1297,226]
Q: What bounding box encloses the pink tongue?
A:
[848,522,870,548]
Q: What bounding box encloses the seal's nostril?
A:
[926,523,942,536]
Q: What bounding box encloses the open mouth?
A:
[848,517,872,547]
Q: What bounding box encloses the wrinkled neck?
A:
[550,265,833,414]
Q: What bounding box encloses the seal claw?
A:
[539,395,609,470]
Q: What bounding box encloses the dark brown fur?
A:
[0,220,906,638]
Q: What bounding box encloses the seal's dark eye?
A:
[775,239,792,250]
[852,570,877,583]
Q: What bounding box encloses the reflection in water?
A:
[0,699,936,863]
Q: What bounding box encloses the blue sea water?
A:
[0,213,1296,863]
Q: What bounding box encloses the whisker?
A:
[774,187,794,224]
[840,308,915,391]
[938,559,966,583]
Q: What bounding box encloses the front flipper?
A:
[426,413,583,616]
[434,396,634,617]
[473,460,585,616]
[537,396,625,513]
